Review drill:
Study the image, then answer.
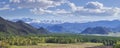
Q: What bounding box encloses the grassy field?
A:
[10,43,103,48]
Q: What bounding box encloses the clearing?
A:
[10,43,103,48]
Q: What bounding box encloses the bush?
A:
[0,41,10,48]
[114,44,120,48]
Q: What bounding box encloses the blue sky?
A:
[0,0,120,23]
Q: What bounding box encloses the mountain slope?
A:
[81,27,112,34]
[0,17,48,35]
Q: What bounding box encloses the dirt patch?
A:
[86,46,113,48]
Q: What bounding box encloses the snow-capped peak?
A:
[11,18,64,24]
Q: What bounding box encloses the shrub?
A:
[0,41,10,48]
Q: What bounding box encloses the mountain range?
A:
[0,17,48,35]
[10,18,120,34]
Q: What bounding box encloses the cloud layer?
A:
[0,0,120,16]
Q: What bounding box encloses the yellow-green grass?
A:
[10,43,103,48]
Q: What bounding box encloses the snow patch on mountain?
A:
[11,18,64,24]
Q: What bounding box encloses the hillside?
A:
[0,17,48,35]
[81,27,112,34]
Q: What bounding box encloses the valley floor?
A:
[10,43,103,48]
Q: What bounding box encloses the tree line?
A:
[0,33,120,48]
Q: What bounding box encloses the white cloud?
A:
[0,4,10,10]
[84,1,103,9]
[10,0,20,3]
[30,8,52,14]
[9,0,66,9]
[68,2,77,11]
[29,1,120,16]
[54,9,70,14]
[9,0,70,15]
[68,1,120,16]
[30,8,70,15]
[0,4,16,11]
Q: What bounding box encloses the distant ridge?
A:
[81,27,112,34]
